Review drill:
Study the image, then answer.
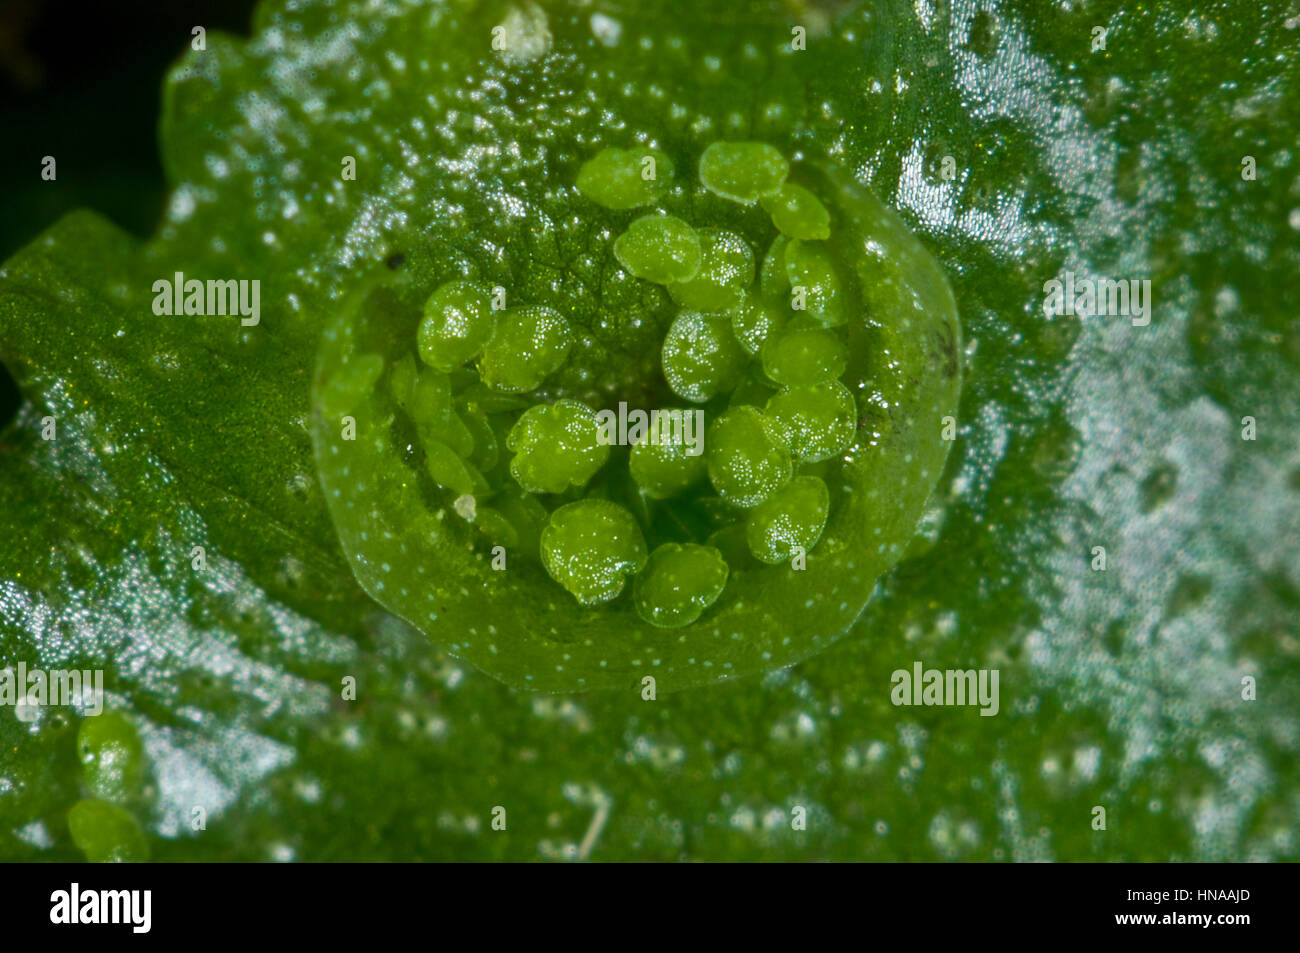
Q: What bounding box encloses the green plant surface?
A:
[0,0,1297,861]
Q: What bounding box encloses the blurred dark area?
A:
[0,0,258,430]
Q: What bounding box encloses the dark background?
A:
[0,0,259,429]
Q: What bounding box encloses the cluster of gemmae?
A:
[388,142,860,628]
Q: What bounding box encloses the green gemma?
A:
[67,799,149,863]
[78,711,146,804]
[760,322,848,386]
[760,234,791,298]
[662,310,749,403]
[425,438,488,497]
[477,305,573,392]
[541,499,648,605]
[613,214,702,284]
[575,146,674,209]
[745,475,831,565]
[698,141,789,204]
[420,403,474,460]
[396,363,454,429]
[730,293,784,356]
[667,228,755,310]
[706,406,792,508]
[487,487,549,554]
[761,183,831,240]
[784,239,845,327]
[765,379,857,462]
[634,543,729,628]
[418,280,495,371]
[629,418,707,499]
[507,399,610,494]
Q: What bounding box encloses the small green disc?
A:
[667,228,755,311]
[507,399,611,494]
[745,474,831,565]
[784,239,845,327]
[634,543,730,628]
[662,310,749,403]
[575,147,674,209]
[613,214,703,284]
[706,406,792,508]
[765,379,857,462]
[541,499,649,605]
[477,306,573,393]
[760,323,848,386]
[761,183,832,240]
[698,141,789,204]
[418,280,496,371]
[629,412,708,499]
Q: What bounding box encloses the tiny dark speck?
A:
[386,252,406,269]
